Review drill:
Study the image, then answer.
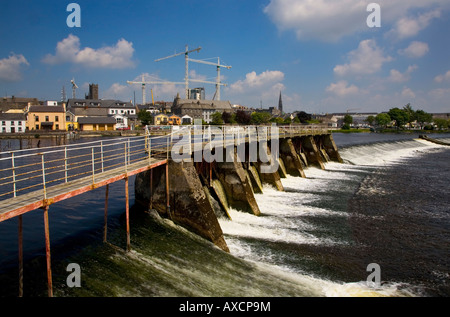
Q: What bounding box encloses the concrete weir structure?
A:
[135,125,342,252]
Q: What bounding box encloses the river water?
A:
[0,132,449,297]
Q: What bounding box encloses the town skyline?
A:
[1,1,450,114]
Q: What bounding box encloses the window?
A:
[18,121,22,125]
[45,116,49,122]
[36,124,39,130]
[66,116,70,121]
[55,116,59,122]
[55,124,59,130]
[35,116,39,122]
[2,121,5,125]
[18,127,22,132]
[11,121,14,126]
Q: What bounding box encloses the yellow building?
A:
[169,115,181,125]
[154,113,169,125]
[27,105,66,131]
[77,117,116,131]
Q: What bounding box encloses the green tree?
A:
[137,109,153,126]
[296,111,311,123]
[403,103,414,128]
[365,115,375,126]
[375,113,391,128]
[388,107,409,129]
[251,112,271,124]
[270,117,284,124]
[413,109,433,129]
[211,112,224,125]
[433,118,448,130]
[343,114,353,125]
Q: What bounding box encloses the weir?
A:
[135,126,343,253]
[0,124,341,297]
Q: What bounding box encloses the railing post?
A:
[128,139,131,165]
[11,152,16,197]
[64,146,68,183]
[91,148,95,184]
[124,142,127,173]
[100,141,104,173]
[41,154,47,200]
[166,135,169,160]
[148,138,151,164]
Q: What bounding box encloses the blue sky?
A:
[1,0,450,114]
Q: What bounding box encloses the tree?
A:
[388,107,409,129]
[270,117,284,124]
[365,115,375,126]
[413,109,433,129]
[434,118,449,130]
[343,114,353,125]
[375,113,391,128]
[251,112,272,124]
[235,110,252,125]
[137,109,153,126]
[403,103,414,128]
[296,111,311,123]
[211,112,224,125]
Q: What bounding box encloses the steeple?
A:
[278,91,283,113]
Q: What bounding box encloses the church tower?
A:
[278,91,283,113]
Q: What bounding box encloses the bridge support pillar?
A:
[135,160,229,252]
[42,205,53,297]
[302,136,325,169]
[214,152,261,216]
[280,138,306,178]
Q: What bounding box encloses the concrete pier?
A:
[135,131,342,252]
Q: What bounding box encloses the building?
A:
[278,91,283,113]
[154,113,169,125]
[181,114,193,125]
[171,94,233,124]
[26,105,66,131]
[0,97,39,114]
[77,117,116,131]
[86,84,99,100]
[0,113,27,133]
[169,115,181,125]
[67,98,137,130]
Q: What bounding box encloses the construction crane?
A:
[70,78,78,99]
[155,45,202,99]
[127,74,184,105]
[188,57,231,100]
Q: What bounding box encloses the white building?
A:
[0,113,26,133]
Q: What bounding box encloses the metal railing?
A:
[0,124,329,202]
[0,131,172,202]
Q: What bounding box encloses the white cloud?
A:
[401,87,416,99]
[326,80,359,96]
[0,53,29,82]
[264,0,450,42]
[334,40,393,76]
[43,34,135,69]
[226,70,285,107]
[388,65,418,83]
[398,41,429,58]
[434,70,450,83]
[228,70,284,93]
[388,10,441,40]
